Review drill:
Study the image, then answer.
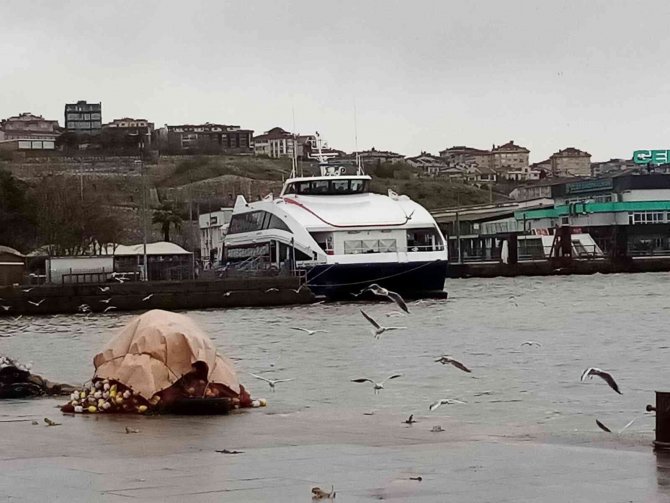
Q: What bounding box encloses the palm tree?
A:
[152,202,183,242]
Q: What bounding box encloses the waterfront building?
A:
[0,113,60,141]
[64,101,102,135]
[199,208,233,266]
[253,127,315,160]
[166,123,253,154]
[0,246,25,286]
[515,172,670,256]
[550,147,591,177]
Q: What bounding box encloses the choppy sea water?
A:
[1,272,669,438]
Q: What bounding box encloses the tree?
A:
[152,202,183,242]
[0,169,37,252]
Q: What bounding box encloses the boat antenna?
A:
[354,98,363,175]
[291,106,298,178]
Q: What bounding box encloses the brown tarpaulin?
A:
[93,309,240,399]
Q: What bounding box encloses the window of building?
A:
[344,239,397,254]
[628,211,666,225]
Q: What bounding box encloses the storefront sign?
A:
[633,150,670,165]
[565,178,613,194]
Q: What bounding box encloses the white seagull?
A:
[365,284,409,313]
[434,355,472,373]
[291,327,328,336]
[223,291,232,297]
[142,294,153,301]
[249,372,293,391]
[98,286,111,293]
[429,398,466,412]
[351,374,403,394]
[520,341,542,347]
[99,298,112,304]
[28,299,45,307]
[596,417,637,434]
[580,367,622,395]
[21,288,35,293]
[265,288,279,293]
[103,306,117,313]
[360,309,406,339]
[0,305,10,311]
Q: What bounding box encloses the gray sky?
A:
[2,0,669,162]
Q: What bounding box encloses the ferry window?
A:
[284,183,295,194]
[332,180,349,193]
[228,211,292,234]
[311,180,329,194]
[268,214,291,232]
[296,181,311,194]
[350,179,364,192]
[406,228,444,251]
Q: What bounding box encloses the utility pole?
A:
[136,133,149,281]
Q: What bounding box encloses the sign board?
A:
[633,150,670,165]
[565,178,613,194]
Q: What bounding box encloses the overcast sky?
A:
[2,1,669,161]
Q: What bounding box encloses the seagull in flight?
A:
[99,298,112,304]
[365,284,409,313]
[521,341,542,347]
[265,288,279,293]
[351,374,403,394]
[403,414,417,425]
[0,305,10,311]
[385,311,405,318]
[596,417,637,434]
[98,286,111,293]
[249,372,293,391]
[142,294,153,301]
[28,299,45,306]
[223,291,232,297]
[580,367,622,394]
[103,306,117,313]
[360,309,406,339]
[21,288,35,293]
[429,398,466,412]
[291,327,328,336]
[11,315,23,323]
[434,355,471,373]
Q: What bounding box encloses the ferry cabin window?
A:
[290,179,370,195]
[228,211,292,234]
[406,228,444,251]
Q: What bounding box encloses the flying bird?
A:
[142,294,153,301]
[596,417,637,434]
[103,306,117,313]
[98,286,111,293]
[404,414,417,425]
[11,315,22,323]
[223,291,232,297]
[385,311,405,317]
[21,288,34,293]
[291,327,328,336]
[360,309,406,339]
[249,372,293,391]
[365,283,409,313]
[520,341,542,347]
[434,355,471,373]
[265,288,279,293]
[28,299,45,306]
[0,305,10,311]
[350,374,403,394]
[580,367,622,394]
[429,398,466,412]
[99,298,112,304]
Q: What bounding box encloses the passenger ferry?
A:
[223,134,448,298]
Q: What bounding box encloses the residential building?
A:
[0,112,60,141]
[439,145,491,170]
[591,158,637,177]
[464,165,497,184]
[0,245,25,286]
[406,152,456,177]
[0,139,55,152]
[354,147,405,165]
[101,117,155,147]
[550,147,591,177]
[64,101,102,135]
[491,140,530,173]
[199,208,233,266]
[166,123,253,154]
[253,127,315,160]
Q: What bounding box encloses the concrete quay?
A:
[0,398,668,502]
[0,277,314,317]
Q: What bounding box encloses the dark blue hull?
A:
[305,260,448,299]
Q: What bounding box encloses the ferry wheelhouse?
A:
[223,134,448,298]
